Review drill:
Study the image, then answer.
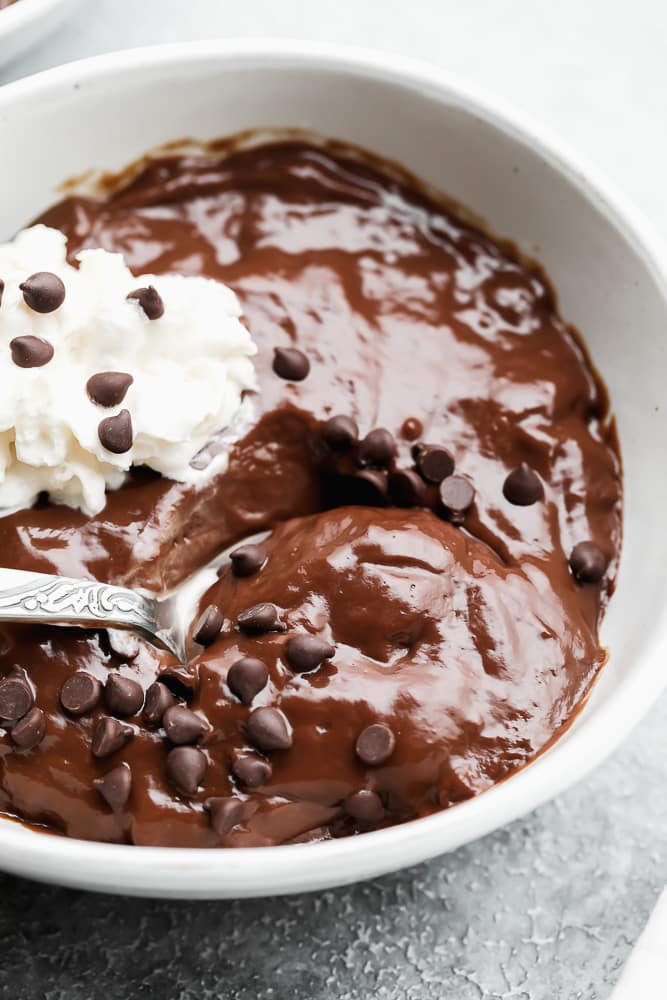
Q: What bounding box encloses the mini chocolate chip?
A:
[0,279,4,308]
[87,372,134,408]
[91,717,133,758]
[503,463,544,506]
[246,706,293,752]
[237,603,285,636]
[389,469,427,507]
[400,417,423,441]
[127,285,164,320]
[166,746,207,796]
[227,657,269,704]
[322,415,359,452]
[205,796,245,837]
[11,707,45,750]
[416,445,455,484]
[192,604,224,646]
[158,663,198,701]
[104,674,144,717]
[569,541,607,583]
[94,763,132,811]
[340,469,389,506]
[272,347,310,381]
[143,681,175,725]
[358,428,396,468]
[0,675,33,721]
[163,705,205,745]
[106,629,141,660]
[344,789,385,823]
[20,272,66,313]
[356,723,396,766]
[439,475,475,522]
[60,671,102,716]
[285,635,335,674]
[229,544,266,578]
[10,335,55,368]
[232,754,272,788]
[98,409,133,454]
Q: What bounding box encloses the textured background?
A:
[2,2,667,997]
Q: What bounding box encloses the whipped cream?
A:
[0,226,257,516]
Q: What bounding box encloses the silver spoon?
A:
[0,532,269,662]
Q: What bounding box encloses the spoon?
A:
[0,533,269,662]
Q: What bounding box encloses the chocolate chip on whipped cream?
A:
[19,271,65,313]
[0,225,258,516]
[98,409,133,454]
[127,285,164,320]
[10,335,54,368]
[87,372,133,408]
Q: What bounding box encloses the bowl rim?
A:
[0,0,75,37]
[0,38,666,897]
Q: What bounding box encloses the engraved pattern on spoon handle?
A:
[0,568,158,634]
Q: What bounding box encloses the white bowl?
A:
[0,40,665,899]
[0,0,84,68]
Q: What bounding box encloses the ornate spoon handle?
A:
[0,567,158,636]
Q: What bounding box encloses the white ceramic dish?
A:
[0,41,665,899]
[0,0,83,68]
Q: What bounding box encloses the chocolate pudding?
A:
[0,139,622,846]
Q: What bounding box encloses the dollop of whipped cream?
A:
[0,225,257,516]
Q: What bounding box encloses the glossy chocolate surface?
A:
[0,141,621,845]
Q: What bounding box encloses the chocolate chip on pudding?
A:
[94,764,132,811]
[91,717,133,759]
[272,346,310,381]
[439,475,475,522]
[357,428,396,468]
[10,707,46,750]
[414,445,455,484]
[284,635,335,674]
[60,672,102,716]
[503,463,544,506]
[569,541,607,583]
[166,746,206,796]
[321,415,359,451]
[229,543,266,578]
[192,605,224,646]
[0,138,622,848]
[356,724,396,766]
[227,657,269,704]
